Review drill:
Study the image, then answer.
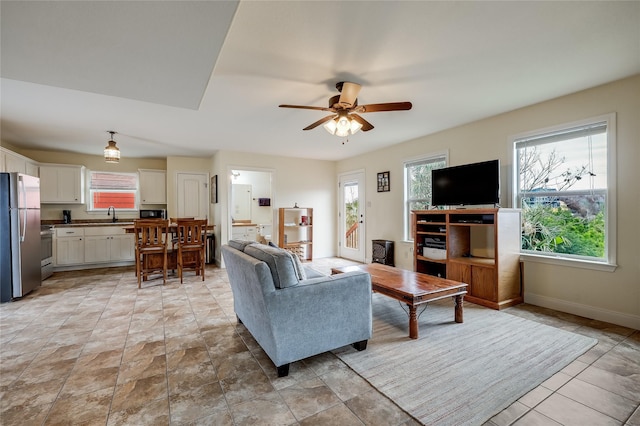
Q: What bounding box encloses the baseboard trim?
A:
[524,292,640,330]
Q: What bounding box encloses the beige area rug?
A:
[334,294,597,426]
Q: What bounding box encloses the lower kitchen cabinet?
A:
[55,228,85,266]
[84,228,134,264]
[54,226,134,269]
[232,224,257,241]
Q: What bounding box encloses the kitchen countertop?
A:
[43,220,135,227]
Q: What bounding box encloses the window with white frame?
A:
[404,154,447,240]
[88,171,138,211]
[512,113,616,267]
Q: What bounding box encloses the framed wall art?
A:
[377,171,390,192]
[211,175,218,204]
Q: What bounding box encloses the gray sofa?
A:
[222,240,372,377]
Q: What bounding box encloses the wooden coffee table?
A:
[331,263,467,339]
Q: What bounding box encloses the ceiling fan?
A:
[279,82,412,137]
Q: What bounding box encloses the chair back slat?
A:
[176,219,207,245]
[134,219,169,249]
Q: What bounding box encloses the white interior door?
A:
[177,172,209,219]
[339,171,365,262]
[231,184,252,221]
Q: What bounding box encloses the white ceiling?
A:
[1,1,639,162]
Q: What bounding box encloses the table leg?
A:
[408,304,418,339]
[454,295,464,323]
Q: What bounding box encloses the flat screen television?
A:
[432,159,500,207]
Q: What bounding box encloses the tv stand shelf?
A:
[412,208,522,310]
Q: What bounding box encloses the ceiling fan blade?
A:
[279,104,335,112]
[337,82,361,108]
[356,102,413,113]
[303,114,336,130]
[350,114,374,132]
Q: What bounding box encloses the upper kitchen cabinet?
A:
[0,147,39,176]
[139,169,167,204]
[40,164,85,204]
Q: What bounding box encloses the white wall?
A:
[337,75,640,329]
[212,150,337,264]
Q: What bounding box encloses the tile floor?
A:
[0,258,638,425]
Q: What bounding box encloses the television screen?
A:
[432,159,500,207]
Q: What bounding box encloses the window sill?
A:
[520,253,617,272]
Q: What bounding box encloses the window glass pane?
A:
[410,201,431,211]
[93,192,136,209]
[88,170,138,211]
[517,132,607,192]
[515,117,611,262]
[405,155,446,240]
[407,159,446,201]
[521,193,605,258]
[343,182,359,249]
[90,172,137,189]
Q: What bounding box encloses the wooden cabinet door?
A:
[447,262,471,284]
[471,266,497,301]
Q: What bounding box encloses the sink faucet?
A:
[107,206,117,223]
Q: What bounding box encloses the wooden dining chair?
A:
[169,217,195,249]
[176,218,207,283]
[134,219,169,288]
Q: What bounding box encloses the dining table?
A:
[123,223,215,271]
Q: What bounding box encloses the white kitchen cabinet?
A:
[139,169,167,204]
[1,147,38,176]
[84,227,135,264]
[25,162,39,177]
[40,164,85,204]
[55,228,85,266]
[3,150,26,174]
[232,225,257,241]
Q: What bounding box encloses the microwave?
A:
[140,209,166,219]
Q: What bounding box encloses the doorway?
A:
[339,171,365,262]
[228,168,274,242]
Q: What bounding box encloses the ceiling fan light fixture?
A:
[350,119,363,134]
[323,118,338,135]
[104,131,120,163]
[323,115,362,137]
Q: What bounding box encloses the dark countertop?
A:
[43,219,135,227]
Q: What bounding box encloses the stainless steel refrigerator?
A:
[0,172,41,302]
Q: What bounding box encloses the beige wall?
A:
[337,74,640,329]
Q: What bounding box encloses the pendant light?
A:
[104,131,120,163]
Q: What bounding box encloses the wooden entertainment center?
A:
[412,208,522,309]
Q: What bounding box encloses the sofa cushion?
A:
[268,241,306,281]
[291,252,307,281]
[228,239,255,252]
[227,240,256,251]
[244,243,300,289]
